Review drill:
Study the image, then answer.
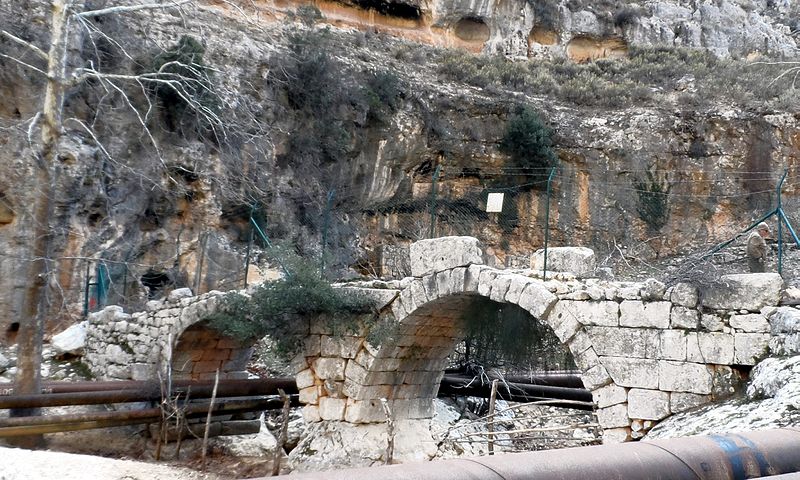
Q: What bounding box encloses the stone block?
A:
[770,307,800,334]
[669,392,710,414]
[568,329,593,355]
[686,332,734,364]
[671,307,699,329]
[312,357,346,381]
[573,347,600,372]
[581,364,612,390]
[588,327,660,359]
[296,368,316,390]
[700,313,724,332]
[422,274,439,302]
[489,275,513,303]
[729,314,770,333]
[52,321,87,356]
[464,264,488,293]
[619,300,670,328]
[504,274,532,304]
[477,269,497,297]
[302,405,321,423]
[596,403,629,428]
[640,279,666,301]
[627,389,669,420]
[701,273,783,311]
[319,397,347,421]
[600,357,658,389]
[299,386,320,404]
[531,247,596,276]
[670,283,699,307]
[517,282,559,319]
[344,399,386,423]
[409,236,484,277]
[733,333,770,365]
[658,361,712,394]
[321,336,362,358]
[592,384,628,408]
[659,330,688,361]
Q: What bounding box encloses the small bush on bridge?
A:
[206,251,373,356]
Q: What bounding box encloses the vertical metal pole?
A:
[542,168,556,281]
[244,205,256,288]
[429,165,442,239]
[83,260,90,317]
[777,168,787,275]
[321,189,336,279]
[487,379,498,456]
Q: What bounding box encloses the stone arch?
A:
[170,320,253,381]
[299,265,610,427]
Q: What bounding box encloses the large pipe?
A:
[0,378,299,396]
[273,428,800,480]
[438,376,593,404]
[443,370,584,389]
[0,378,299,409]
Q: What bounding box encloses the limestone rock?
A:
[670,283,699,307]
[619,300,670,328]
[670,306,699,329]
[733,333,770,365]
[596,403,629,428]
[531,247,596,277]
[729,314,769,333]
[627,389,670,420]
[409,237,483,277]
[640,279,666,301]
[686,332,734,365]
[167,288,193,303]
[701,273,783,311]
[658,361,713,394]
[601,356,658,389]
[592,384,627,408]
[51,321,88,356]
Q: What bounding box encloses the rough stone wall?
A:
[84,236,791,444]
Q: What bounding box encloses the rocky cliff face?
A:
[0,0,799,339]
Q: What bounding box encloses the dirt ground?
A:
[0,446,222,480]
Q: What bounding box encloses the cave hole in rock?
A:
[566,35,628,62]
[529,26,558,46]
[6,322,19,342]
[0,192,14,225]
[140,270,172,299]
[352,0,422,19]
[453,16,491,43]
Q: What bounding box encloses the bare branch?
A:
[0,30,48,61]
[75,0,193,18]
[0,53,47,75]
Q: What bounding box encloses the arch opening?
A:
[453,17,490,43]
[171,320,253,381]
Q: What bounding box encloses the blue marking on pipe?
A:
[711,435,747,480]
[733,434,771,476]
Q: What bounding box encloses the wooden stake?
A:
[201,370,220,470]
[488,379,498,456]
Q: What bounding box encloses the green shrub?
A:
[149,35,218,137]
[206,249,373,356]
[363,70,403,122]
[498,105,557,185]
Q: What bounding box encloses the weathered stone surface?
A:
[588,327,660,359]
[700,313,724,332]
[488,275,512,303]
[669,392,710,414]
[548,300,618,327]
[312,358,346,381]
[296,368,316,389]
[592,384,627,408]
[729,314,769,333]
[640,279,666,301]
[602,428,630,444]
[299,386,320,404]
[701,273,783,311]
[686,332,734,365]
[658,361,713,394]
[517,282,558,320]
[319,397,347,421]
[770,307,800,334]
[168,288,193,302]
[733,333,770,365]
[619,301,670,328]
[601,356,659,389]
[670,283,699,307]
[531,247,596,276]
[544,302,583,342]
[51,321,88,356]
[671,306,699,329]
[581,363,612,390]
[596,403,629,428]
[659,329,688,361]
[627,389,670,420]
[409,237,483,277]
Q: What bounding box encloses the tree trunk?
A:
[10,0,70,449]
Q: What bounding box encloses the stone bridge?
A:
[85,236,791,444]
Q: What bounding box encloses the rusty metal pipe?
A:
[438,376,593,404]
[0,378,299,409]
[0,378,298,395]
[272,429,800,480]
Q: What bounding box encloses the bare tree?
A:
[0,0,273,447]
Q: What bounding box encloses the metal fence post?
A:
[429,165,442,239]
[542,167,557,281]
[321,189,336,279]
